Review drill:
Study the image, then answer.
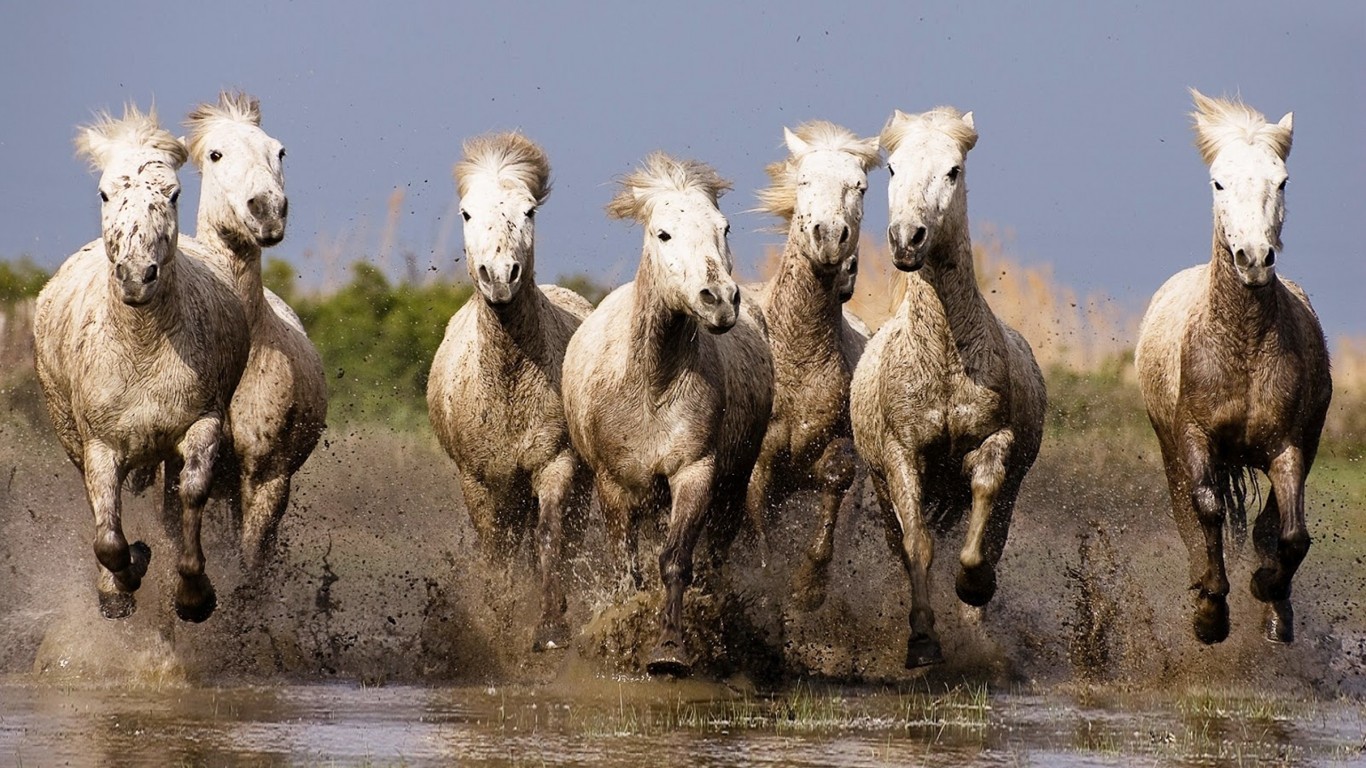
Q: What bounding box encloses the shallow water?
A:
[3,677,1362,766]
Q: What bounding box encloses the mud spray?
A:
[2,411,1362,697]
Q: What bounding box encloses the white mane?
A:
[756,121,881,222]
[184,91,262,165]
[455,131,552,204]
[1190,88,1292,166]
[74,104,186,171]
[606,152,731,224]
[880,106,978,156]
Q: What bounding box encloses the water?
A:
[3,678,1362,766]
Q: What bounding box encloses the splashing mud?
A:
[1,400,1364,701]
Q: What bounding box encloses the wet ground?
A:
[2,676,1363,766]
[2,393,1364,765]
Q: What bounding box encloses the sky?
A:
[1,1,1362,337]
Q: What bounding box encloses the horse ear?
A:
[858,136,882,169]
[1277,111,1293,133]
[783,127,810,156]
[893,109,910,121]
[74,123,115,170]
[961,111,975,129]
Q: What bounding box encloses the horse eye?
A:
[658,230,672,242]
[948,166,961,182]
[887,165,895,177]
[1277,179,1287,192]
[723,224,730,236]
[169,189,180,204]
[1213,180,1224,191]
[526,208,536,220]
[209,150,223,163]
[278,148,286,161]
[461,210,471,222]
[99,190,109,203]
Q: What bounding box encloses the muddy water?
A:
[2,677,1362,766]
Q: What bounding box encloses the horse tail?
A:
[1218,465,1258,555]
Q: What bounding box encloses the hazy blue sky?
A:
[2,2,1361,336]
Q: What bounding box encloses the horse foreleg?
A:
[530,453,577,652]
[84,442,149,618]
[791,437,857,612]
[1251,447,1310,643]
[1183,432,1230,644]
[173,416,221,623]
[597,474,642,592]
[743,430,783,568]
[957,430,1013,607]
[884,449,941,668]
[647,459,714,677]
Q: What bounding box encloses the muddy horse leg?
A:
[596,474,643,593]
[743,429,783,569]
[791,437,857,612]
[1251,447,1310,643]
[240,460,293,572]
[530,452,578,652]
[1182,431,1230,644]
[173,416,222,623]
[84,442,150,618]
[646,459,714,676]
[883,448,941,668]
[957,430,1014,606]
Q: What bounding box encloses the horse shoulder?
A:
[1135,265,1208,425]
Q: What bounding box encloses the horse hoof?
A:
[112,541,152,593]
[645,638,692,677]
[1250,567,1290,603]
[955,565,997,607]
[1264,600,1294,644]
[175,577,217,623]
[99,591,136,620]
[905,635,944,669]
[1193,594,1230,645]
[532,621,570,653]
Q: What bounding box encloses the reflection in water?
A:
[1,681,1361,767]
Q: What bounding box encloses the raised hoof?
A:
[1250,567,1289,603]
[645,638,692,677]
[98,590,137,620]
[112,541,152,593]
[955,564,997,607]
[174,576,218,623]
[905,635,945,669]
[1193,594,1230,645]
[1264,600,1294,644]
[532,621,570,653]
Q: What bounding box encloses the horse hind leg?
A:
[1251,449,1311,643]
[791,437,857,612]
[240,467,292,572]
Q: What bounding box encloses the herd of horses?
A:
[28,89,1331,677]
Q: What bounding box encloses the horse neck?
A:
[914,215,993,343]
[629,259,699,396]
[193,224,267,323]
[1205,234,1279,341]
[106,266,180,349]
[768,234,843,359]
[474,283,549,365]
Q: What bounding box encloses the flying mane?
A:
[74,105,187,170]
[880,106,978,155]
[455,131,553,205]
[1190,88,1293,166]
[756,120,882,222]
[184,91,262,164]
[606,152,731,224]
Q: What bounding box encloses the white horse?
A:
[34,105,250,620]
[850,107,1046,668]
[180,92,327,569]
[1135,90,1331,644]
[745,121,879,612]
[427,131,594,652]
[562,153,773,676]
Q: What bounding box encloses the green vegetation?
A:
[0,257,48,306]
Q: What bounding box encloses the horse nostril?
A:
[507,263,521,283]
[910,226,927,247]
[699,288,718,306]
[1265,248,1276,266]
[115,264,128,282]
[847,256,858,274]
[142,264,158,284]
[477,265,491,284]
[839,226,850,245]
[730,289,741,310]
[1234,248,1249,267]
[811,223,821,240]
